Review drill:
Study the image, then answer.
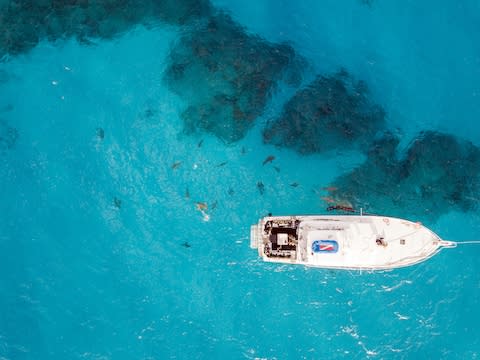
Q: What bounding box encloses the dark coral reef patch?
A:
[0,0,212,58]
[163,12,305,143]
[327,131,480,221]
[263,69,386,154]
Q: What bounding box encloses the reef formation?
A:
[0,0,212,58]
[163,12,305,143]
[326,131,480,221]
[263,69,386,154]
[0,0,305,144]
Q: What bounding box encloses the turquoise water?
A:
[1,1,479,359]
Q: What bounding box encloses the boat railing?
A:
[301,222,346,231]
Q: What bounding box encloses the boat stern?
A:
[250,224,261,249]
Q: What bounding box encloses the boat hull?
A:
[250,215,448,270]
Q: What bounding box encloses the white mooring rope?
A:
[451,240,480,245]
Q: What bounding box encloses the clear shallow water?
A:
[0,1,479,359]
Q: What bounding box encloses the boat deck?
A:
[252,215,445,270]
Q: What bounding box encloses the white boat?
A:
[250,214,457,270]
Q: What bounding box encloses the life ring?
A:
[383,218,390,225]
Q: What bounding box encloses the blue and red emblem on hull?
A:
[312,240,339,253]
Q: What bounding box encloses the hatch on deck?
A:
[312,239,339,253]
